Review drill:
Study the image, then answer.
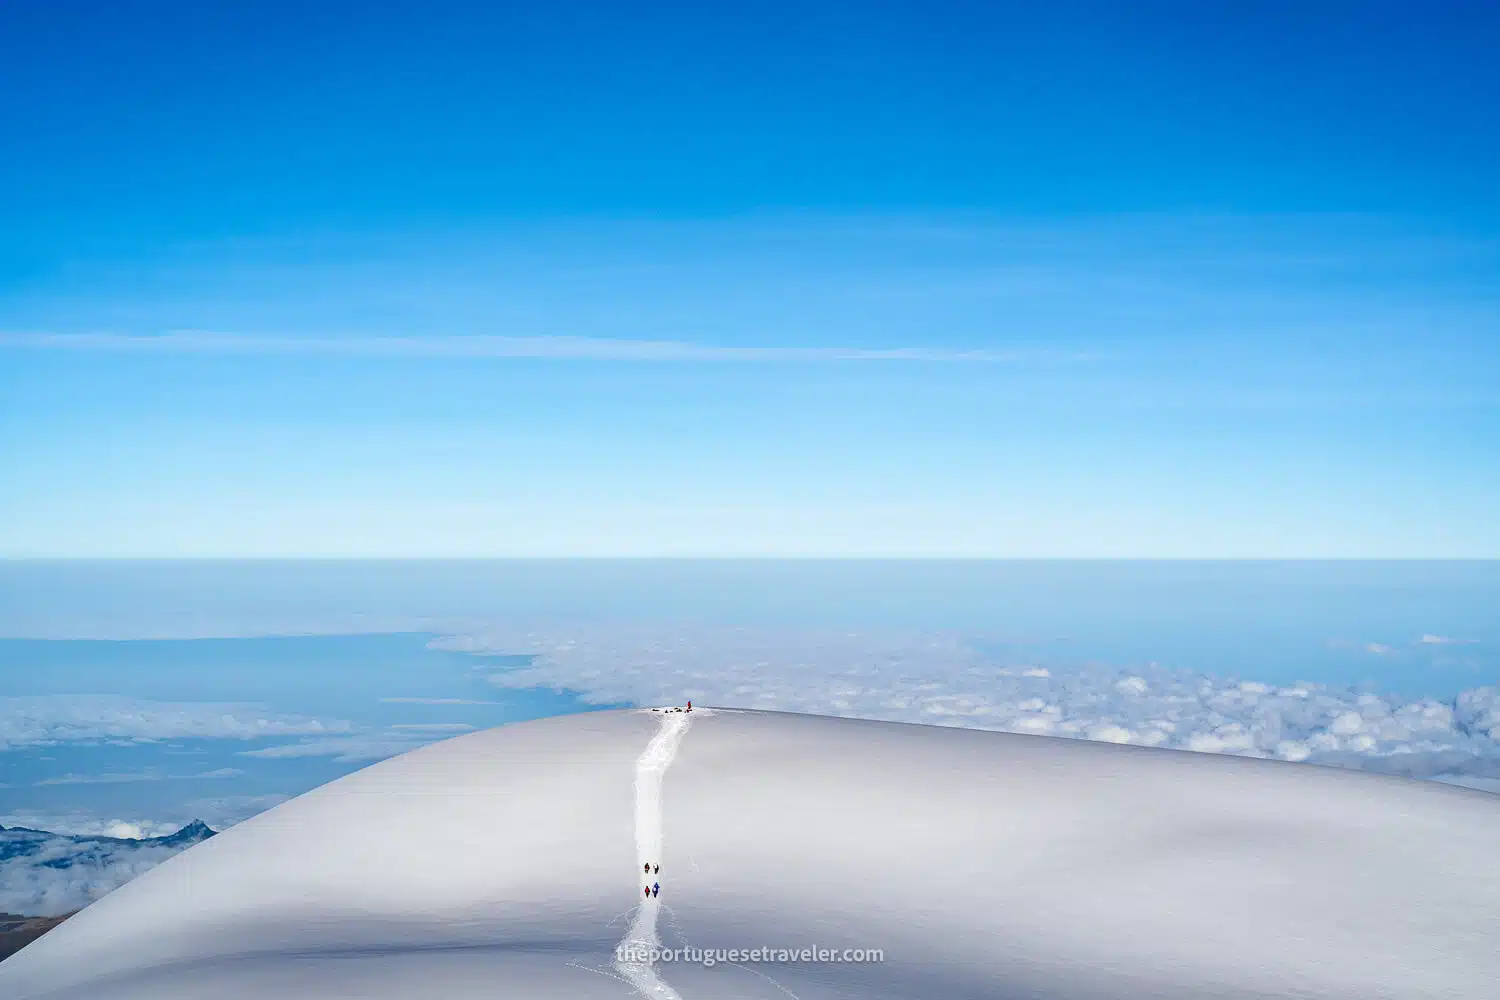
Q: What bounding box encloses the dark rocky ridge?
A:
[0,913,73,964]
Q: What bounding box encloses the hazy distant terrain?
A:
[1,821,215,916]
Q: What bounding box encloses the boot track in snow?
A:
[614,708,693,999]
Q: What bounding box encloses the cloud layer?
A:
[0,821,214,916]
[0,696,350,750]
[34,768,245,786]
[237,734,438,763]
[437,626,1500,785]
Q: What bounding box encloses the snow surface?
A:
[2,708,1499,999]
[615,709,692,999]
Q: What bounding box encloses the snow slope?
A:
[615,708,691,1000]
[2,708,1498,999]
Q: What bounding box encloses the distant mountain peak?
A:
[154,820,216,847]
[1,820,219,915]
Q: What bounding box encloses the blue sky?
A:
[2,1,1497,556]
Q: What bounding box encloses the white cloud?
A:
[379,697,499,705]
[0,696,351,750]
[0,813,182,839]
[32,767,246,787]
[0,332,1088,364]
[1420,634,1480,645]
[239,719,485,762]
[1457,688,1500,740]
[238,735,431,763]
[440,625,1500,788]
[388,723,475,732]
[35,773,162,786]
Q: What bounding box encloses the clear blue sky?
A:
[1,1,1497,556]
